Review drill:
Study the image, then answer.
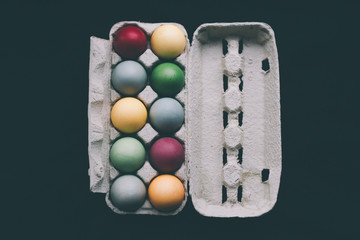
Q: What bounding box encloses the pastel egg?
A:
[149,137,184,173]
[111,97,147,133]
[110,137,146,173]
[150,63,184,97]
[110,175,146,212]
[151,24,186,59]
[148,175,185,212]
[149,98,184,133]
[111,61,147,96]
[113,25,148,59]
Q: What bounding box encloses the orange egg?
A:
[111,97,147,133]
[148,175,185,212]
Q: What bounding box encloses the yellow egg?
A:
[111,97,147,133]
[148,174,185,212]
[151,24,186,59]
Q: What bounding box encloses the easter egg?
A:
[150,63,184,97]
[150,24,186,59]
[111,60,147,96]
[111,97,147,133]
[113,25,147,59]
[149,137,184,173]
[149,98,184,133]
[110,175,146,212]
[148,175,185,212]
[110,137,146,173]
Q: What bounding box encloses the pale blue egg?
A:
[111,60,147,96]
[110,175,146,212]
[149,98,184,133]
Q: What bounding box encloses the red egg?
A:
[149,137,185,173]
[113,26,148,59]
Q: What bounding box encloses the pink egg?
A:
[149,137,184,173]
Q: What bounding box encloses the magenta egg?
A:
[113,26,148,59]
[149,137,185,173]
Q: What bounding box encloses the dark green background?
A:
[2,0,359,239]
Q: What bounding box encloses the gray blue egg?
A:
[111,60,147,96]
[149,97,184,133]
[110,175,146,212]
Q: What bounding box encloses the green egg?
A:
[110,137,146,173]
[150,63,185,97]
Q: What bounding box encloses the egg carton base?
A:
[89,22,190,215]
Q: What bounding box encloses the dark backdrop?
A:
[2,0,359,239]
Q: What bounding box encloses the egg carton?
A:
[88,21,281,217]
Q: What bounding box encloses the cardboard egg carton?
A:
[88,21,281,217]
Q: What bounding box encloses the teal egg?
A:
[110,137,146,173]
[110,175,146,212]
[149,98,184,133]
[111,60,147,96]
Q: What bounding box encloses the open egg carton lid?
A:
[88,21,281,218]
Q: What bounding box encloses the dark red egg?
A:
[113,26,147,59]
[149,137,185,173]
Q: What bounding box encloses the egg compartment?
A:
[89,22,281,217]
[105,133,187,216]
[89,21,190,215]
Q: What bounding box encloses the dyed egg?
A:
[113,26,147,59]
[148,175,185,212]
[110,175,146,212]
[150,137,184,173]
[149,98,184,133]
[150,63,184,97]
[111,61,147,96]
[111,97,147,133]
[151,24,186,59]
[110,137,146,173]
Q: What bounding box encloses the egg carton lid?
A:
[88,22,281,218]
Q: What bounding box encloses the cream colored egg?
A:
[151,24,186,59]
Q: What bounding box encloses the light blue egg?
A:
[111,60,147,96]
[110,175,146,212]
[149,97,184,133]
